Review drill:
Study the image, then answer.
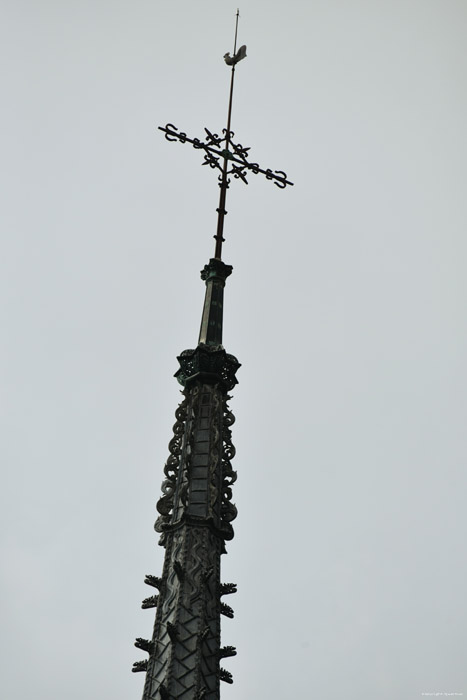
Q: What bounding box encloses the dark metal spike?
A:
[219,645,237,659]
[134,637,154,654]
[132,659,148,673]
[141,595,158,609]
[219,668,233,684]
[144,574,163,590]
[220,582,237,596]
[220,602,234,618]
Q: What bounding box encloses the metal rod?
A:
[214,70,235,259]
[233,9,240,55]
[214,10,240,260]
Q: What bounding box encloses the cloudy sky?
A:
[2,1,466,698]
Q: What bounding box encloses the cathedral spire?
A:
[134,14,292,699]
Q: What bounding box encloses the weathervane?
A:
[158,9,293,260]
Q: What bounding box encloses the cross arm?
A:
[158,123,294,189]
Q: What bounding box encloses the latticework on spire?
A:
[134,366,239,699]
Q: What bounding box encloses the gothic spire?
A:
[133,13,291,699]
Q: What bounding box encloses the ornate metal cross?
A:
[158,10,293,260]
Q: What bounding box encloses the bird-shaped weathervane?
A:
[158,10,293,260]
[224,44,247,65]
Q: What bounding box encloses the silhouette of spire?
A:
[134,11,292,699]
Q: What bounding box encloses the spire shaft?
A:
[198,259,233,346]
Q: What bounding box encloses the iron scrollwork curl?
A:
[273,170,288,189]
[208,390,221,513]
[163,123,179,142]
[220,397,238,529]
[154,395,189,532]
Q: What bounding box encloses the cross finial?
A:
[158,11,293,260]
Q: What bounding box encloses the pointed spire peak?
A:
[158,7,291,261]
[224,9,245,66]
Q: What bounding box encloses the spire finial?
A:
[234,8,240,55]
[215,10,247,260]
[158,13,292,259]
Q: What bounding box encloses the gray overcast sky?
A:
[1,1,467,698]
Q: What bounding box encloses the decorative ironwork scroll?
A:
[159,124,293,190]
[154,396,189,534]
